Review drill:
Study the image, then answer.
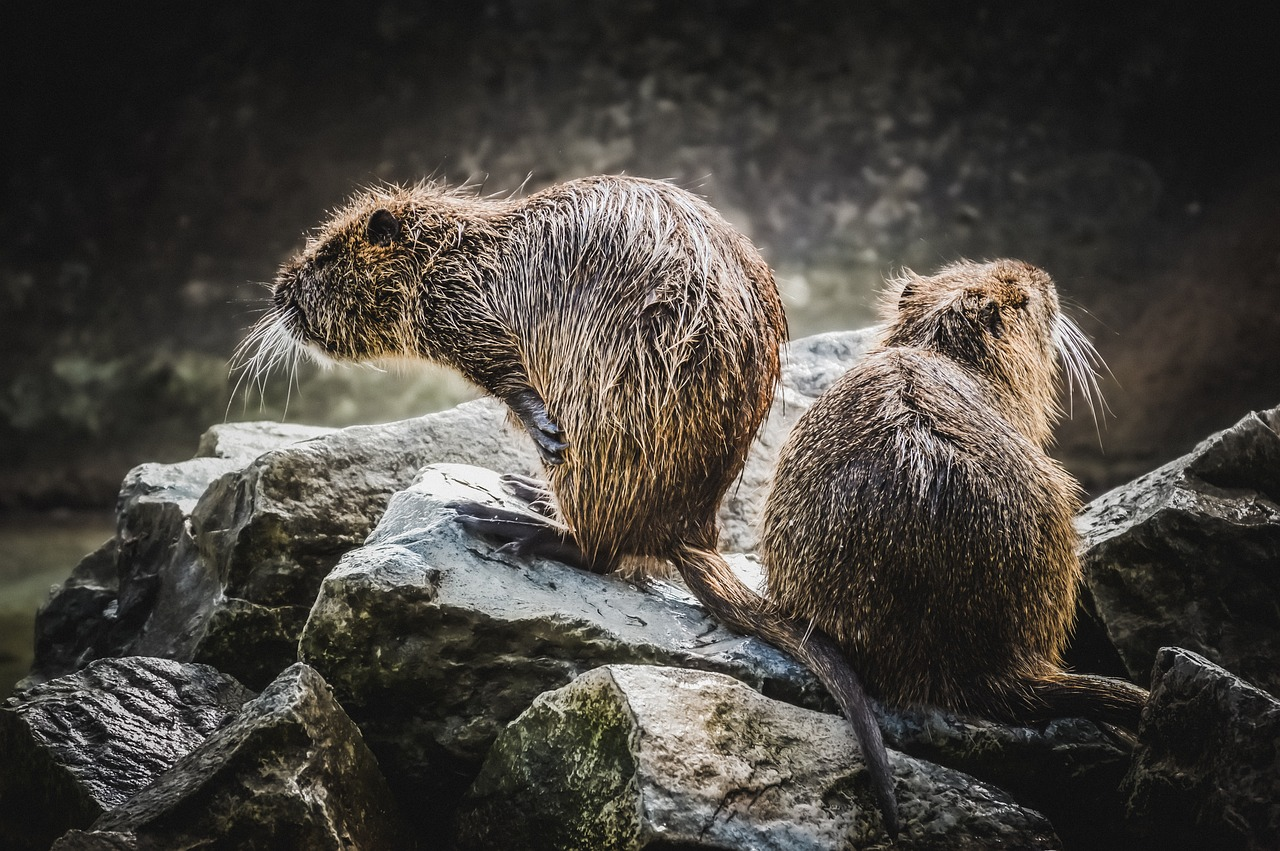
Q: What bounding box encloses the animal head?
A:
[881,258,1105,445]
[233,183,490,391]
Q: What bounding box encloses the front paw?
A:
[508,388,569,465]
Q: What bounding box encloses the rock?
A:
[49,830,137,850]
[1078,406,1280,694]
[1121,647,1280,851]
[456,664,1061,850]
[28,422,331,686]
[880,706,1132,851]
[193,420,334,460]
[69,663,409,851]
[298,463,830,832]
[0,657,253,851]
[188,397,540,686]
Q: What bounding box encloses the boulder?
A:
[28,422,332,686]
[62,663,409,851]
[0,657,254,851]
[456,664,1061,850]
[297,463,827,831]
[879,706,1132,851]
[1078,405,1280,694]
[1121,647,1280,851]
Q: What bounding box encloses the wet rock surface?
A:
[456,665,1061,851]
[62,663,409,851]
[1121,647,1280,851]
[28,421,332,689]
[1079,405,1280,694]
[298,462,830,834]
[0,657,253,851]
[879,706,1132,851]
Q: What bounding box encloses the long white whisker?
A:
[226,306,307,420]
[1054,313,1111,446]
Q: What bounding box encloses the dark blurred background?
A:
[2,0,1278,676]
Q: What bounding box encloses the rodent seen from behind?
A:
[760,258,1149,729]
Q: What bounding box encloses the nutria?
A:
[237,174,899,834]
[760,259,1148,728]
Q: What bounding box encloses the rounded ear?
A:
[898,276,917,307]
[366,209,400,246]
[978,298,1004,339]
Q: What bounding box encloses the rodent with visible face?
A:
[239,174,901,836]
[760,258,1148,727]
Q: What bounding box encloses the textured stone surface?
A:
[299,461,1133,844]
[188,397,541,686]
[1078,406,1280,694]
[80,663,408,850]
[28,422,326,687]
[298,463,830,832]
[1121,647,1280,851]
[880,706,1132,851]
[457,665,1060,850]
[0,657,253,851]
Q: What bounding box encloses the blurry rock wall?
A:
[3,0,1277,507]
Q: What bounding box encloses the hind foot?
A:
[451,501,590,570]
[500,473,557,518]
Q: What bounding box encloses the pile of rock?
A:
[2,331,1277,850]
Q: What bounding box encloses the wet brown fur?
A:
[258,175,782,569]
[760,259,1149,728]
[243,175,901,832]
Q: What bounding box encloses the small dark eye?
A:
[366,208,400,246]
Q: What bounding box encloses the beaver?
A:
[238,174,899,835]
[759,258,1148,728]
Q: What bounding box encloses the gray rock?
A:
[188,397,541,687]
[79,663,409,851]
[298,463,835,833]
[29,422,329,686]
[456,664,1061,851]
[1121,647,1280,851]
[1078,406,1280,694]
[193,420,335,460]
[0,657,253,851]
[880,706,1132,851]
[49,830,137,850]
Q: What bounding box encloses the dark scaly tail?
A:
[671,544,899,839]
[1020,670,1149,730]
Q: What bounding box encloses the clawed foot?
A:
[451,501,588,569]
[507,388,568,466]
[500,473,557,518]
